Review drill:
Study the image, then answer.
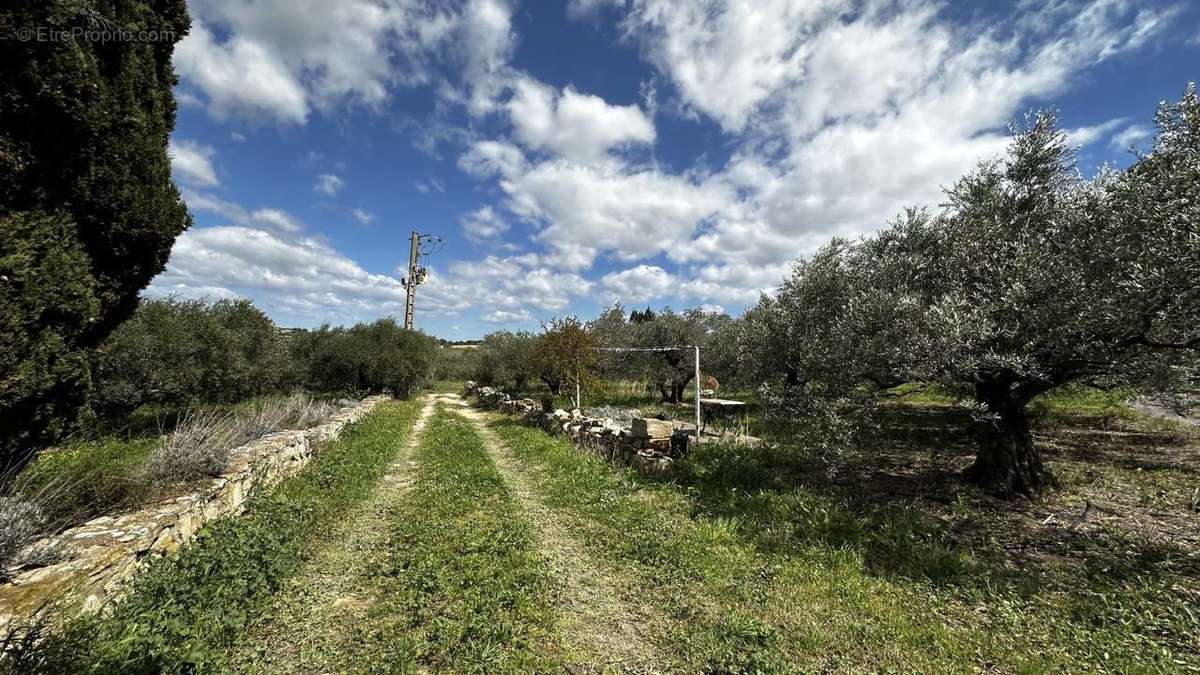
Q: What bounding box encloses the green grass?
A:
[9,438,159,527]
[1,399,423,675]
[489,418,1196,673]
[341,407,565,673]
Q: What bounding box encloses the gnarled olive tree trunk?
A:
[964,381,1058,498]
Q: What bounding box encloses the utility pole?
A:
[403,231,420,330]
[401,231,444,330]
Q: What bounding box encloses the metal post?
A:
[694,345,701,439]
[403,230,419,330]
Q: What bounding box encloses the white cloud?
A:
[415,178,446,193]
[176,90,205,108]
[625,0,837,132]
[567,0,624,19]
[168,139,220,187]
[455,0,517,116]
[351,208,376,225]
[600,265,676,303]
[461,206,509,241]
[444,0,1179,310]
[482,308,534,323]
[463,143,733,269]
[507,77,656,162]
[1066,117,1127,147]
[174,20,309,123]
[458,140,529,178]
[174,0,454,124]
[1109,123,1154,151]
[181,190,306,234]
[249,208,304,233]
[422,254,593,321]
[147,225,429,325]
[314,173,345,196]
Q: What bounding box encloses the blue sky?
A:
[156,0,1199,338]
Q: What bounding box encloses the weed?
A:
[0,399,422,674]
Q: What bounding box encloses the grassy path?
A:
[3,398,426,674]
[227,396,435,673]
[330,403,566,672]
[442,394,668,673]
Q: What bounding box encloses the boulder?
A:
[631,417,674,440]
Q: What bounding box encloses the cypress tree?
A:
[0,1,192,473]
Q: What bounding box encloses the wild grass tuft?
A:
[142,392,341,483]
[0,399,421,674]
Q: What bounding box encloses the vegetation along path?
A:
[439,393,668,673]
[228,395,436,673]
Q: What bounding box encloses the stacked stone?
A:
[0,396,388,635]
[470,389,687,477]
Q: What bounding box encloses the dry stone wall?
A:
[466,383,687,474]
[0,396,388,633]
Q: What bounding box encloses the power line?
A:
[402,232,443,330]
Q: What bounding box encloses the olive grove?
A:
[744,87,1200,498]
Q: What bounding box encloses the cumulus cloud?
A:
[567,0,624,19]
[168,139,220,187]
[174,0,455,123]
[457,0,517,115]
[249,208,304,233]
[314,173,345,196]
[507,77,656,162]
[422,254,593,319]
[459,141,732,269]
[600,265,676,303]
[146,225,422,325]
[482,308,534,323]
[590,0,1175,290]
[460,206,509,241]
[1066,117,1128,147]
[351,208,376,225]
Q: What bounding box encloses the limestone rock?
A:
[631,418,674,440]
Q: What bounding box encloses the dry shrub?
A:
[142,393,342,484]
[0,483,69,575]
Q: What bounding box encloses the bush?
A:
[293,319,437,396]
[432,345,481,383]
[142,393,340,483]
[0,1,192,474]
[473,331,536,390]
[90,298,295,423]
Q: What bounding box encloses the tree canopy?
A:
[0,1,192,472]
[745,86,1200,498]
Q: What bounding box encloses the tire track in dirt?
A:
[229,396,435,674]
[435,393,668,674]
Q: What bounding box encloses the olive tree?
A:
[746,87,1200,498]
[475,330,537,391]
[534,316,597,407]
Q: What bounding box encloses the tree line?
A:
[91,298,438,427]
[471,86,1200,499]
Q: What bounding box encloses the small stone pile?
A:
[464,383,687,475]
[0,395,389,635]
